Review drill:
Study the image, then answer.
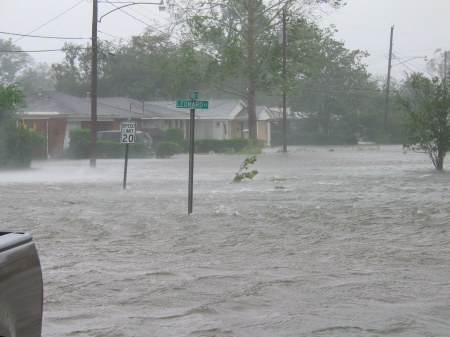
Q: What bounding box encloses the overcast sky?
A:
[1,0,449,79]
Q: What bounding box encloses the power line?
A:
[0,31,90,40]
[0,48,67,53]
[12,0,85,43]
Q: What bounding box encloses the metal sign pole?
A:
[123,143,129,189]
[188,108,195,214]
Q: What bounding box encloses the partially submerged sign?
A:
[121,121,136,189]
[176,92,209,214]
[121,121,136,144]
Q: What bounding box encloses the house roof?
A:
[256,106,276,119]
[21,92,276,121]
[269,107,307,119]
[21,91,144,120]
[97,97,187,119]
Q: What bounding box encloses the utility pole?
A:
[282,7,287,152]
[89,1,164,168]
[383,25,394,136]
[444,51,448,87]
[444,51,448,117]
[90,0,98,168]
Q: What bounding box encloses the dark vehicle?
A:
[0,232,43,337]
[97,130,154,156]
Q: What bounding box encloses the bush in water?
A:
[156,141,180,158]
[0,121,45,168]
[233,156,258,182]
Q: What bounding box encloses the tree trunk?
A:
[245,0,258,141]
[247,84,257,140]
[436,148,444,170]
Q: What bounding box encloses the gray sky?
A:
[1,0,449,79]
[320,0,450,78]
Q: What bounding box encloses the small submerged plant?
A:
[233,156,258,182]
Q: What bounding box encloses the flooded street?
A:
[0,145,449,336]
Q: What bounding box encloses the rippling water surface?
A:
[0,145,449,337]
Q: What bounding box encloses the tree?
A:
[0,83,26,120]
[289,28,373,135]
[100,29,203,100]
[0,38,32,85]
[170,0,344,141]
[52,42,103,96]
[398,72,450,170]
[426,49,449,80]
[1,38,53,93]
[0,84,44,168]
[16,62,54,94]
[52,30,203,99]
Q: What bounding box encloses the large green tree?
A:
[426,49,449,80]
[52,30,203,99]
[52,41,110,97]
[100,29,203,100]
[398,72,450,170]
[289,28,374,135]
[170,0,344,140]
[0,38,32,85]
[0,84,44,168]
[0,83,25,120]
[0,38,53,93]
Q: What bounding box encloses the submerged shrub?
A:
[0,121,45,168]
[233,156,259,182]
[165,127,184,144]
[156,141,180,158]
[69,128,90,158]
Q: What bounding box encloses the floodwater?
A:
[0,145,449,337]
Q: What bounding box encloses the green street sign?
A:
[189,91,199,100]
[176,100,209,109]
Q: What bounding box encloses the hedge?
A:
[165,127,184,143]
[156,141,180,158]
[0,121,45,168]
[271,131,357,146]
[161,127,257,154]
[68,129,149,158]
[194,138,254,153]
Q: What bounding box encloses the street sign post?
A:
[121,121,136,189]
[176,93,209,214]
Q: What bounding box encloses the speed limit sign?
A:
[121,121,136,144]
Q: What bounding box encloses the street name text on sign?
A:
[176,100,209,109]
[121,121,136,144]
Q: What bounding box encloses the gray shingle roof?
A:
[97,97,188,119]
[21,92,274,121]
[22,92,144,119]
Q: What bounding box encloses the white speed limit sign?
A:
[121,121,136,144]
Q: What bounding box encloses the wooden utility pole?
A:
[90,0,98,167]
[444,51,448,117]
[282,7,287,152]
[383,25,394,136]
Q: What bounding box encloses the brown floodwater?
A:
[0,145,448,336]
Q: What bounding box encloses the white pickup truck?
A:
[0,232,43,337]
